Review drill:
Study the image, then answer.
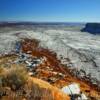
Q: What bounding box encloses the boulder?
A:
[61,83,80,95]
[61,83,88,100]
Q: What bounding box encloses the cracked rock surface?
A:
[0,25,100,82]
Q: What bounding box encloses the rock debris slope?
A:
[0,36,100,99]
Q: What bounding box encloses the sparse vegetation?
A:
[0,66,28,91]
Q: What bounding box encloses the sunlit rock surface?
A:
[25,77,70,100]
[0,24,100,82]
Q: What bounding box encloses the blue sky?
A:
[0,0,100,22]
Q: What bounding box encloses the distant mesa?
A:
[81,23,100,34]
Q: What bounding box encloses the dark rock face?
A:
[81,23,100,34]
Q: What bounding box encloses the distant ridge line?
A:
[0,22,85,27]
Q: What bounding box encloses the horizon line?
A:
[0,20,100,24]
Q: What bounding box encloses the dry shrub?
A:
[1,66,28,91]
[0,67,4,74]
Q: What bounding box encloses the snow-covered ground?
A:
[0,26,100,81]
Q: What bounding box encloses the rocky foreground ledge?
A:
[0,38,100,100]
[0,23,100,99]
